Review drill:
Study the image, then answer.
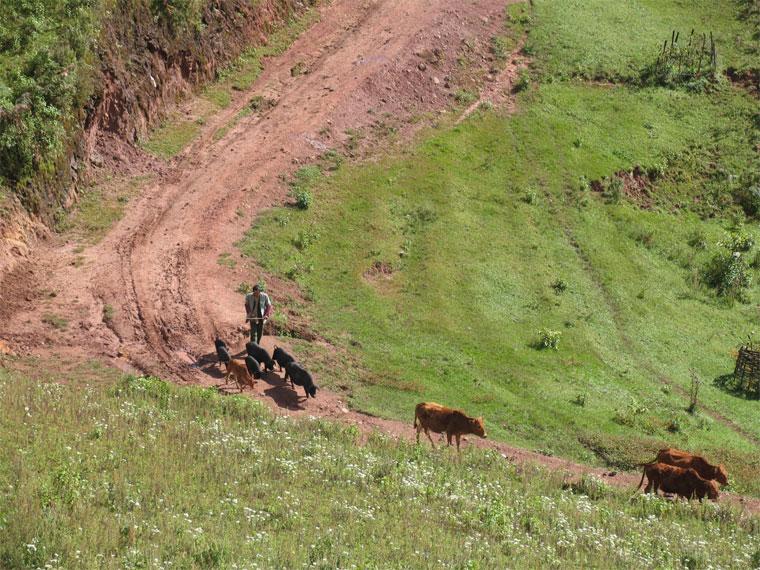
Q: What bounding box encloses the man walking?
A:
[244,284,273,343]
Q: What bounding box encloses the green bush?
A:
[703,249,752,298]
[732,170,760,218]
[521,189,538,204]
[537,328,561,350]
[454,90,477,105]
[719,231,755,253]
[150,0,205,34]
[687,230,707,250]
[289,165,321,210]
[0,0,98,189]
[292,189,312,210]
[613,401,648,427]
[551,278,568,294]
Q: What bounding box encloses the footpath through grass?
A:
[239,1,760,495]
[0,370,758,568]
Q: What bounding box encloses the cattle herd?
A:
[213,338,728,503]
[634,447,728,502]
[214,338,318,400]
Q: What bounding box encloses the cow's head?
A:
[470,417,487,438]
[706,480,720,501]
[307,384,318,398]
[714,464,729,485]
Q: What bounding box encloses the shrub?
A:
[490,36,509,61]
[567,475,608,500]
[645,161,667,180]
[289,165,321,210]
[613,401,648,427]
[703,250,751,298]
[687,370,700,414]
[537,328,561,350]
[521,189,538,204]
[42,313,68,330]
[666,416,682,433]
[732,170,760,218]
[702,232,756,299]
[751,250,760,269]
[718,230,755,253]
[551,278,568,294]
[292,189,312,210]
[572,393,586,407]
[102,304,115,324]
[150,0,205,34]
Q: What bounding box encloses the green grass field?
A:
[1,370,758,569]
[527,0,759,81]
[239,1,760,495]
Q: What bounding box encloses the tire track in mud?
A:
[92,0,519,382]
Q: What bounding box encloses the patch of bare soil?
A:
[1,0,758,515]
[591,165,655,208]
[363,260,396,283]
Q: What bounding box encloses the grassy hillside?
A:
[239,0,760,495]
[527,0,759,81]
[0,370,758,568]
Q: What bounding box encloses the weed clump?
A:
[289,165,321,210]
[551,279,568,294]
[293,189,312,210]
[454,90,477,105]
[513,70,530,92]
[536,329,561,350]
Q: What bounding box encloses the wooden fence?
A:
[733,346,760,399]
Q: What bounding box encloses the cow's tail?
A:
[413,406,420,429]
[631,463,651,499]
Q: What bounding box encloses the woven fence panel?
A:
[734,347,760,398]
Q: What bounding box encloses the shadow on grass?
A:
[713,373,760,400]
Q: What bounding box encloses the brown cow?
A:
[225,359,255,393]
[635,462,719,502]
[654,448,728,486]
[414,402,486,452]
